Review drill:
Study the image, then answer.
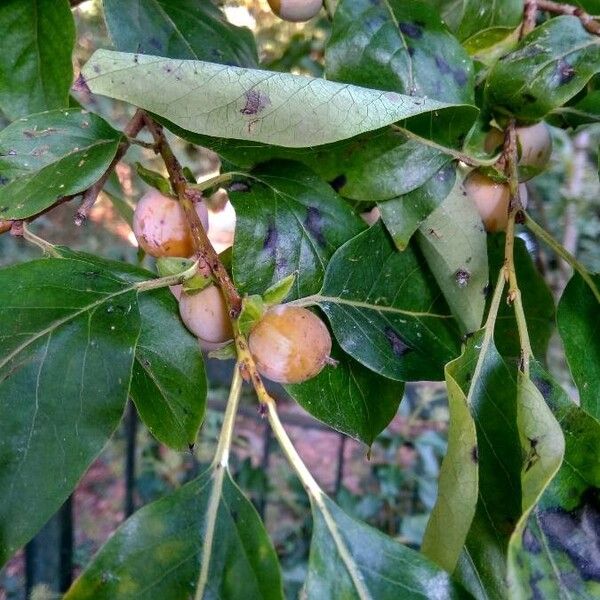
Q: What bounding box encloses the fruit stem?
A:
[142,114,242,316]
[194,366,243,600]
[135,260,201,292]
[524,213,600,303]
[503,120,533,376]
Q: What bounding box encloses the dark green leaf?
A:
[286,342,404,445]
[0,0,75,119]
[508,364,599,599]
[55,249,208,451]
[0,259,141,566]
[0,109,122,219]
[65,469,284,600]
[454,0,522,46]
[103,0,258,68]
[417,174,488,334]
[316,222,461,381]
[557,272,600,419]
[82,50,477,149]
[305,495,468,598]
[230,161,365,300]
[488,235,555,361]
[326,0,475,104]
[136,162,172,196]
[379,164,456,251]
[485,16,600,121]
[550,90,600,126]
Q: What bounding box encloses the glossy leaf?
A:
[454,0,522,47]
[55,249,208,451]
[417,175,488,334]
[488,235,555,361]
[81,49,477,149]
[316,222,461,382]
[66,469,283,600]
[230,161,365,300]
[326,0,474,104]
[421,338,478,573]
[286,342,404,446]
[485,16,600,121]
[0,259,141,566]
[451,334,522,598]
[0,109,122,219]
[306,494,468,599]
[508,365,600,599]
[0,0,75,119]
[557,272,600,419]
[102,0,258,68]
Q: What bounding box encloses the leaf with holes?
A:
[326,0,474,104]
[305,494,468,598]
[55,248,208,451]
[0,258,141,566]
[286,342,404,446]
[314,222,461,382]
[81,49,477,149]
[103,0,258,67]
[0,109,122,219]
[557,272,600,419]
[508,364,598,599]
[416,173,488,334]
[65,469,284,600]
[230,161,365,300]
[0,0,75,119]
[485,16,600,120]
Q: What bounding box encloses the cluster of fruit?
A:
[133,189,332,384]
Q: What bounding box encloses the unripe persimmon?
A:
[248,305,332,384]
[267,0,323,22]
[179,285,233,344]
[484,123,552,181]
[464,172,528,233]
[133,189,208,258]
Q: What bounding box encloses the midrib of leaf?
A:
[0,284,136,371]
[381,0,415,93]
[315,493,372,600]
[151,0,196,58]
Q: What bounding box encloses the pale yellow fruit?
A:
[267,0,323,22]
[248,306,332,384]
[464,172,528,233]
[179,285,233,343]
[133,189,208,257]
[484,123,552,181]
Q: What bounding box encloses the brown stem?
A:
[10,220,24,237]
[521,0,538,37]
[74,109,145,226]
[537,0,600,35]
[0,220,11,235]
[141,114,242,316]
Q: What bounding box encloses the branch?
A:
[74,109,145,226]
[537,0,600,35]
[521,0,538,37]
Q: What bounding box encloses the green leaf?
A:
[65,469,284,600]
[238,295,265,337]
[262,274,296,306]
[557,272,600,419]
[0,109,122,219]
[136,162,172,195]
[454,0,522,46]
[0,259,141,566]
[102,0,258,68]
[507,365,599,599]
[379,164,456,251]
[286,342,404,445]
[230,161,365,300]
[55,249,208,451]
[550,90,600,127]
[416,173,488,334]
[485,16,600,121]
[421,338,479,573]
[305,494,468,598]
[0,0,75,119]
[450,334,522,598]
[326,0,475,104]
[81,49,477,149]
[488,235,555,361]
[315,222,461,381]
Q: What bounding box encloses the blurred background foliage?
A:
[1,1,599,598]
